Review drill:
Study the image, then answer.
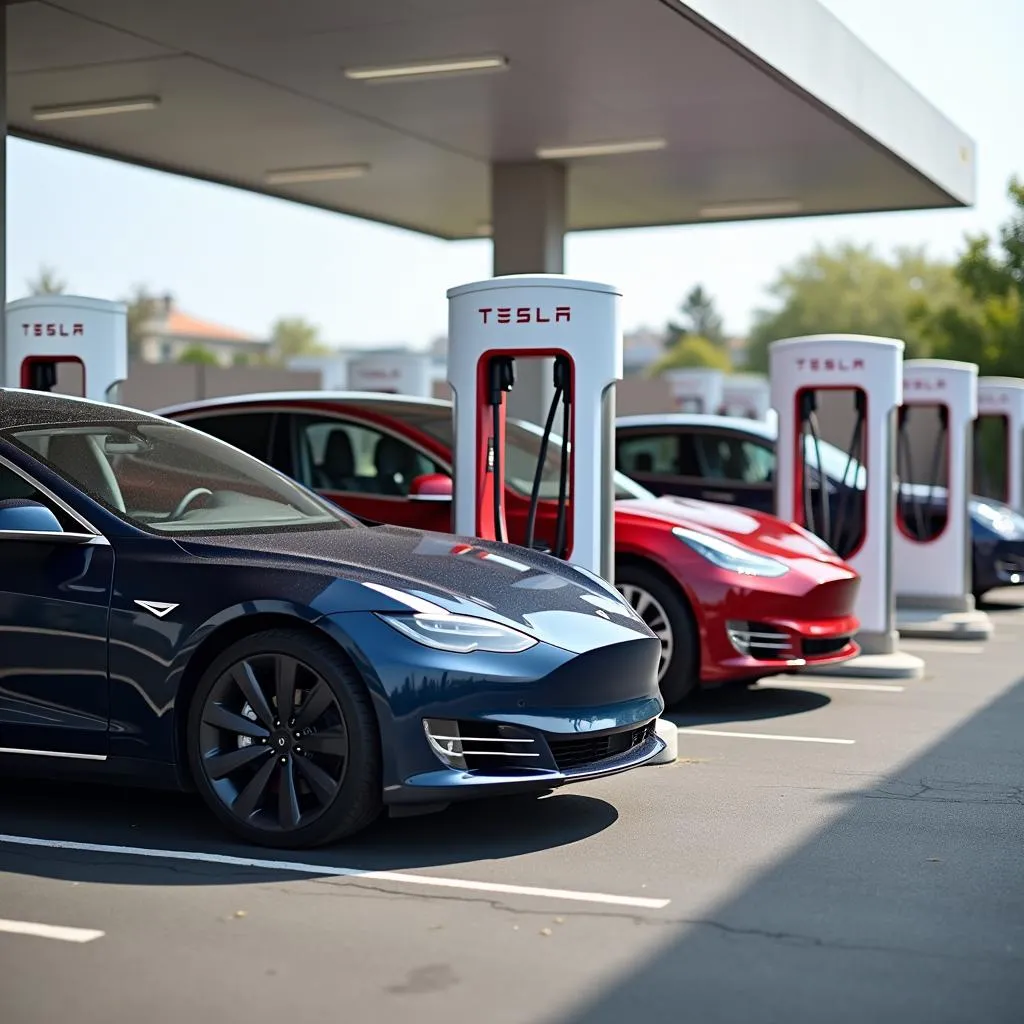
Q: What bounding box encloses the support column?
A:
[1,6,7,379]
[491,161,566,425]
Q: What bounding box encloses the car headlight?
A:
[672,526,790,578]
[378,613,538,653]
[970,500,1024,539]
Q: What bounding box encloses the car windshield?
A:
[7,419,356,535]
[414,412,655,501]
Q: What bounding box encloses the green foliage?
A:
[267,316,330,363]
[744,243,960,373]
[122,285,166,361]
[650,334,732,375]
[921,177,1024,375]
[667,285,725,348]
[27,265,67,295]
[178,345,219,366]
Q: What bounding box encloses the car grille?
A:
[803,636,853,658]
[726,621,796,660]
[547,721,656,771]
[423,719,541,772]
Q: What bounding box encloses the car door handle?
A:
[702,490,736,502]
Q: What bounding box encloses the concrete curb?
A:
[649,717,678,764]
[806,651,926,680]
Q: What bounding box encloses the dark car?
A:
[615,412,1024,601]
[0,389,665,848]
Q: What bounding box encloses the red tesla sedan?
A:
[158,393,861,706]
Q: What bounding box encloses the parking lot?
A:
[2,591,1022,1024]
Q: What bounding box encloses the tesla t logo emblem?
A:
[134,600,179,618]
[277,737,286,747]
[795,357,865,372]
[21,322,84,337]
[478,306,571,324]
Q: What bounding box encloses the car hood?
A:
[615,495,853,568]
[174,524,656,654]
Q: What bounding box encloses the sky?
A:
[5,0,1023,351]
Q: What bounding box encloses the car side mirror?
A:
[409,473,453,502]
[0,498,79,540]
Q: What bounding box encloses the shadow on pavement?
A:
[557,675,1024,1024]
[667,682,830,727]
[0,779,618,885]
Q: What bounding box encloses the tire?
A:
[186,627,383,849]
[615,561,700,708]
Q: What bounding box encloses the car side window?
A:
[183,412,275,462]
[293,415,440,497]
[692,433,774,484]
[0,462,79,531]
[617,433,679,475]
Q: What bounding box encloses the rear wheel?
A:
[615,562,699,708]
[187,628,382,848]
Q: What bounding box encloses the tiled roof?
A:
[164,309,257,342]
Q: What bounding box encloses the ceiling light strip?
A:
[264,164,370,185]
[344,55,508,82]
[31,96,161,122]
[536,138,667,160]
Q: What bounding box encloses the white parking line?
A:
[898,642,986,654]
[0,834,669,910]
[0,918,104,943]
[677,728,855,745]
[760,680,905,693]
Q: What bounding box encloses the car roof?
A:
[0,387,164,430]
[616,412,779,440]
[158,391,454,417]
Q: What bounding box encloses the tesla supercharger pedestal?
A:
[666,368,724,413]
[770,334,923,679]
[347,352,433,396]
[720,373,771,420]
[4,295,127,403]
[447,274,676,764]
[893,360,992,640]
[976,377,1024,511]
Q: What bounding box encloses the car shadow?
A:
[666,681,830,727]
[0,777,618,886]
[977,586,1024,614]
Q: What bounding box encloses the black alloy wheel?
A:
[187,628,382,848]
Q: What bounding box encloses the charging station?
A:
[770,334,923,679]
[447,273,676,764]
[720,373,771,420]
[666,368,724,414]
[4,295,127,403]
[893,359,991,640]
[975,377,1024,511]
[347,352,434,397]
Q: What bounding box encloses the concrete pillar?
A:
[1,6,7,378]
[491,161,566,425]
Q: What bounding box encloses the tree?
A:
[649,334,732,375]
[27,265,67,295]
[178,345,219,366]
[123,285,167,361]
[744,243,960,372]
[666,285,725,348]
[920,177,1024,376]
[267,316,330,364]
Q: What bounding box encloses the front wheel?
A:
[187,628,383,848]
[615,562,700,708]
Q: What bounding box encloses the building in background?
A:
[137,296,273,366]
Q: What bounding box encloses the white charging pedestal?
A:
[720,373,771,419]
[666,368,724,413]
[287,353,352,390]
[5,295,128,403]
[770,334,923,680]
[447,275,674,764]
[976,377,1024,512]
[347,352,433,397]
[894,360,991,640]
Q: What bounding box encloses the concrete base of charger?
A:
[896,607,994,641]
[807,651,925,680]
[649,717,678,764]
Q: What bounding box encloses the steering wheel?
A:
[168,487,213,521]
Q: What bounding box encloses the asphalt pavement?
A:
[2,591,1023,1024]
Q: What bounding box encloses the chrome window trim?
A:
[0,451,106,539]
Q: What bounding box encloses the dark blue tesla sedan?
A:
[0,389,664,848]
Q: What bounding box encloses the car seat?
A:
[374,436,422,495]
[317,430,358,492]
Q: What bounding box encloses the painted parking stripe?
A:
[677,728,855,745]
[0,834,670,910]
[760,680,905,693]
[0,918,104,943]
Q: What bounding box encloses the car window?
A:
[0,461,79,531]
[292,414,441,497]
[692,433,774,484]
[617,434,678,475]
[6,421,357,535]
[184,412,275,462]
